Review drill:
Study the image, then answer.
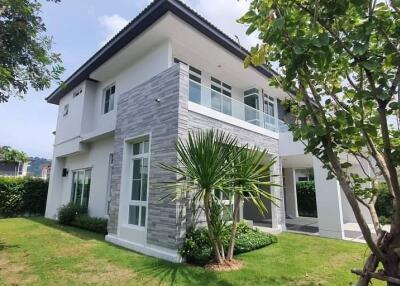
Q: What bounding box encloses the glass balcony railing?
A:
[188,80,288,133]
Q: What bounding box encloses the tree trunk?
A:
[367,198,382,235]
[227,194,241,260]
[203,192,224,264]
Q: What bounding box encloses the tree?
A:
[0,146,28,163]
[226,147,277,260]
[160,129,276,265]
[0,0,64,103]
[239,0,400,284]
[0,146,28,176]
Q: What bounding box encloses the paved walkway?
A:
[254,216,389,243]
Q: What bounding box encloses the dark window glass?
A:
[189,81,201,104]
[128,205,139,225]
[140,206,146,227]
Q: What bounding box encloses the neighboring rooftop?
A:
[46,0,275,105]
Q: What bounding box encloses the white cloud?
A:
[187,0,259,50]
[98,14,129,46]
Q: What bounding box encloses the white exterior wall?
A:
[313,157,345,239]
[46,41,172,220]
[45,136,114,218]
[85,40,172,138]
[284,168,298,218]
[54,83,86,145]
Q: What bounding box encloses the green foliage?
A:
[180,223,277,265]
[296,181,317,218]
[0,146,28,162]
[0,176,48,217]
[0,0,64,102]
[160,129,277,263]
[73,214,108,235]
[57,202,87,225]
[239,0,400,247]
[229,147,278,215]
[375,184,393,222]
[57,203,107,234]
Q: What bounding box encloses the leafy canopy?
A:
[0,0,64,102]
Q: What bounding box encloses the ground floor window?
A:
[128,138,149,227]
[71,168,92,208]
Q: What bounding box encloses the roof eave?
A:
[46,0,275,105]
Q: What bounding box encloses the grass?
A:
[0,217,376,286]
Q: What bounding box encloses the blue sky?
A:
[0,0,256,159]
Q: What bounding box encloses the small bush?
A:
[57,203,87,225]
[296,181,317,217]
[234,223,278,254]
[73,214,108,235]
[180,222,277,265]
[375,185,393,223]
[57,203,107,234]
[0,176,48,217]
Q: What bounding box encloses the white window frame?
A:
[63,104,69,117]
[263,94,275,117]
[71,168,92,207]
[73,88,82,97]
[127,138,150,229]
[102,83,116,114]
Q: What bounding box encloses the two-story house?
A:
[45,0,373,262]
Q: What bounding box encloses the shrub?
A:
[73,214,108,235]
[57,203,87,225]
[57,203,108,235]
[0,176,48,217]
[296,181,317,218]
[180,222,277,265]
[375,185,393,223]
[234,223,278,254]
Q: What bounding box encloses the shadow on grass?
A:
[22,217,292,286]
[25,217,104,242]
[0,240,19,251]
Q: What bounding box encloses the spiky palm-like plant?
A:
[226,148,278,260]
[159,129,241,264]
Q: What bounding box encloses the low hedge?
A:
[180,222,277,265]
[57,203,108,235]
[0,176,48,217]
[73,214,108,235]
[296,181,318,218]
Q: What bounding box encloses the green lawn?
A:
[0,218,374,286]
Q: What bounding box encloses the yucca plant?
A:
[160,129,278,264]
[159,129,242,264]
[225,147,278,260]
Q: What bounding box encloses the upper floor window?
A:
[174,58,202,104]
[264,94,275,117]
[211,77,231,97]
[63,104,69,117]
[211,77,232,115]
[103,84,115,114]
[73,88,82,97]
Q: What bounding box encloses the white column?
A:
[313,157,344,239]
[45,156,65,219]
[283,168,298,218]
[271,159,285,230]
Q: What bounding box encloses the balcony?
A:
[188,80,288,133]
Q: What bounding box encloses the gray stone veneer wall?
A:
[108,62,284,253]
[108,64,189,250]
[187,112,284,229]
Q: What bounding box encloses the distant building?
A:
[0,160,29,177]
[41,164,51,180]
